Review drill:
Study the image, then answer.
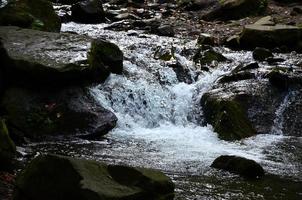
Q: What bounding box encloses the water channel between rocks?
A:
[24,22,302,200]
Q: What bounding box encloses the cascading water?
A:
[27,22,302,199]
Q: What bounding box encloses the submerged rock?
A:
[211,155,265,179]
[0,0,61,32]
[1,87,117,140]
[0,26,123,87]
[203,0,267,21]
[14,154,175,200]
[239,24,302,52]
[0,119,16,170]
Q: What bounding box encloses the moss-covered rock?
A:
[1,87,117,140]
[0,0,61,32]
[239,24,302,52]
[0,119,16,170]
[201,94,256,140]
[0,26,123,87]
[211,155,265,179]
[203,0,267,21]
[14,154,175,200]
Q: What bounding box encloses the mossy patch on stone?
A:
[201,94,256,140]
[0,0,61,32]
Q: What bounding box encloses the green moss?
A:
[202,95,256,140]
[0,0,61,32]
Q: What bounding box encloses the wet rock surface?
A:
[0,26,123,86]
[1,87,117,140]
[14,154,175,200]
[211,155,265,179]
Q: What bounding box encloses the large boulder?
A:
[14,154,175,200]
[0,119,16,170]
[71,0,106,24]
[211,155,265,179]
[201,64,285,140]
[0,26,123,87]
[0,0,61,32]
[203,0,267,21]
[239,24,302,52]
[1,87,117,140]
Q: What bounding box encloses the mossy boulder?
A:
[1,87,117,140]
[0,119,16,170]
[239,24,302,52]
[0,0,61,32]
[14,154,175,200]
[211,155,265,179]
[0,26,123,87]
[203,0,267,21]
[201,94,256,140]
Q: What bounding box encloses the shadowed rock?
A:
[211,155,265,179]
[14,154,175,200]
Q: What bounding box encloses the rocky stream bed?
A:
[1,0,302,200]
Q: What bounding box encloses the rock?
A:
[253,47,273,61]
[0,0,61,32]
[49,0,83,4]
[14,154,175,200]
[211,155,265,179]
[218,71,255,83]
[254,16,275,26]
[193,48,227,65]
[283,90,302,137]
[152,25,175,37]
[71,0,106,24]
[168,62,194,84]
[233,62,259,73]
[203,0,267,21]
[239,24,302,52]
[181,0,219,11]
[197,33,216,46]
[1,87,117,140]
[201,93,256,140]
[268,68,302,90]
[0,119,16,170]
[224,35,240,49]
[0,26,123,87]
[154,46,174,61]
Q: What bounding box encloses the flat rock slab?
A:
[0,26,122,86]
[240,24,302,52]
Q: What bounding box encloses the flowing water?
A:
[24,22,302,199]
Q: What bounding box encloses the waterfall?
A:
[270,91,296,135]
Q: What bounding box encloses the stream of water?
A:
[25,22,302,199]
